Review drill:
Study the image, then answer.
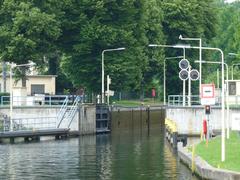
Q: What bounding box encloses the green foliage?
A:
[0,0,221,95]
[60,0,165,94]
[0,0,61,86]
[160,0,217,95]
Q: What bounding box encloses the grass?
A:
[195,131,240,172]
[113,99,162,107]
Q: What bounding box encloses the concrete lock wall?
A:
[166,107,240,134]
[79,104,96,135]
[0,104,96,134]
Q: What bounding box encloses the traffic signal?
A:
[205,105,211,114]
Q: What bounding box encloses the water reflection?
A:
[0,127,199,180]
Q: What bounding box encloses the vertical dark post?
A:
[140,104,143,131]
[147,106,150,136]
[132,109,134,130]
[172,132,178,149]
[10,137,14,144]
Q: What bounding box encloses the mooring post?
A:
[10,137,14,144]
[147,106,150,136]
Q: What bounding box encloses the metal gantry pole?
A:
[183,48,186,107]
[188,65,191,107]
[164,59,166,105]
[10,63,13,131]
[199,39,202,96]
[226,64,230,139]
[101,51,105,104]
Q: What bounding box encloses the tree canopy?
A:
[0,0,237,98]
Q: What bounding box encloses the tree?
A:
[161,0,217,95]
[0,0,61,86]
[60,0,165,96]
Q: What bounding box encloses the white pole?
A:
[101,48,125,104]
[183,80,186,107]
[107,75,110,106]
[226,64,229,139]
[217,69,219,89]
[188,65,191,107]
[101,51,105,104]
[183,48,186,107]
[10,63,13,131]
[199,39,202,96]
[221,51,225,162]
[164,59,166,105]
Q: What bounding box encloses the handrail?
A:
[168,95,222,107]
[0,95,69,106]
[57,96,69,128]
[67,96,80,128]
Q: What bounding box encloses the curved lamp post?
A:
[101,48,125,104]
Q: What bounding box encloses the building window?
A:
[229,82,236,95]
[31,84,45,95]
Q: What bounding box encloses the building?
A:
[228,80,240,105]
[0,75,57,95]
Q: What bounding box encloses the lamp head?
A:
[117,47,125,50]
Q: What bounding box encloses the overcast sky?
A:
[225,0,237,3]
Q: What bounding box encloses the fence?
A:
[0,95,88,106]
[168,95,222,107]
[0,116,57,132]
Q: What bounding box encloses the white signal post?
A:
[107,75,111,106]
[195,60,230,139]
[179,35,202,95]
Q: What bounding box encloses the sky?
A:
[225,0,237,3]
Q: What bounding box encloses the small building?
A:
[0,75,57,95]
[228,80,240,105]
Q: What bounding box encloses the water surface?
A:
[0,127,199,180]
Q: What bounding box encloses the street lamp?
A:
[195,60,230,139]
[149,43,225,161]
[179,35,202,95]
[101,48,125,104]
[9,62,35,131]
[164,56,184,105]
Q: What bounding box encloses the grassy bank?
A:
[195,131,240,172]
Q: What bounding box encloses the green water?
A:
[0,127,198,179]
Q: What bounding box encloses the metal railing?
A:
[0,116,57,132]
[56,96,69,124]
[57,96,80,128]
[168,95,222,107]
[0,95,77,106]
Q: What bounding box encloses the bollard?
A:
[172,132,178,149]
[147,106,150,136]
[191,145,195,174]
[10,137,14,144]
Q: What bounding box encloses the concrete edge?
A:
[178,147,240,180]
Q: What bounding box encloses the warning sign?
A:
[201,84,215,105]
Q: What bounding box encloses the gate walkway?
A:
[0,96,80,143]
